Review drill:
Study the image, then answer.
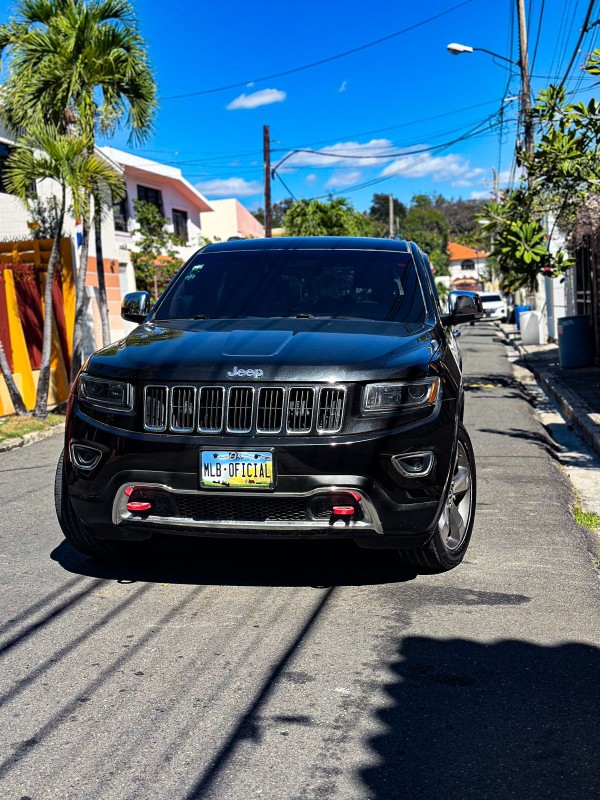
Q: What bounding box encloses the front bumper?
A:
[65,397,458,546]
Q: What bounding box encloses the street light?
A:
[446,42,519,66]
[446,36,533,168]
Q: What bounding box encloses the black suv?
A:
[56,237,482,572]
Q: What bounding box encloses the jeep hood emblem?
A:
[227,366,264,379]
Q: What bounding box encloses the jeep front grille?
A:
[142,384,346,435]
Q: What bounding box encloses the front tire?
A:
[398,423,476,572]
[54,452,154,561]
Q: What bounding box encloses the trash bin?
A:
[520,310,545,345]
[557,315,594,368]
[515,304,531,330]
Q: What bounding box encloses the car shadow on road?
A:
[358,635,600,800]
[51,536,418,588]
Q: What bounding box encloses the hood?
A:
[87,318,439,383]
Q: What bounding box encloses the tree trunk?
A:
[94,200,111,348]
[0,341,29,416]
[34,196,65,419]
[71,214,90,382]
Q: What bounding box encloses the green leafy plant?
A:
[130,200,184,301]
[283,197,372,237]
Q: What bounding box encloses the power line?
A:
[530,0,546,74]
[303,116,506,200]
[160,0,473,101]
[559,0,596,87]
[163,99,504,169]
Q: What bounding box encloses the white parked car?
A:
[477,292,507,322]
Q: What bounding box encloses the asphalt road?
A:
[1,325,599,800]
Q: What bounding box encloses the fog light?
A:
[70,444,102,471]
[392,452,434,478]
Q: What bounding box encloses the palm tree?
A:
[5,126,125,418]
[0,0,157,369]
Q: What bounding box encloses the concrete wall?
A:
[200,199,264,242]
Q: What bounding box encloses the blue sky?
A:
[1,0,599,212]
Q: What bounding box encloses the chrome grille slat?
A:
[287,387,315,433]
[317,387,346,433]
[170,385,196,432]
[257,387,284,432]
[144,385,168,432]
[199,386,224,432]
[227,386,254,433]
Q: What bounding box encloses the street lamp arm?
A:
[446,42,519,66]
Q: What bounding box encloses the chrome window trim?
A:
[169,384,197,433]
[316,385,347,434]
[143,384,169,432]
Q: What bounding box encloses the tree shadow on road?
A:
[359,636,600,800]
[51,536,419,588]
[479,426,563,460]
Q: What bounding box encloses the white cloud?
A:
[196,177,262,198]
[227,88,286,110]
[470,190,492,200]
[324,170,363,188]
[381,152,486,186]
[285,139,395,168]
[338,80,347,92]
[305,173,318,184]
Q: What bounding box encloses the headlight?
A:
[78,374,133,411]
[362,378,440,413]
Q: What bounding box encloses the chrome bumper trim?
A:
[112,483,384,534]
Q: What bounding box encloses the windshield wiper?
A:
[193,313,210,320]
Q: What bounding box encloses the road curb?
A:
[0,423,65,453]
[497,325,600,459]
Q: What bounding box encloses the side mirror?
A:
[441,290,483,326]
[121,291,151,323]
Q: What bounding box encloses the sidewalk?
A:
[499,323,600,457]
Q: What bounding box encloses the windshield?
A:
[153,249,428,324]
[481,294,503,302]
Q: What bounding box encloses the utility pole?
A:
[388,194,394,238]
[516,0,533,169]
[263,125,272,238]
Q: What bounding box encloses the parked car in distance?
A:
[56,237,483,574]
[477,292,508,322]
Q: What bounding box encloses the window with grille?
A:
[137,185,164,215]
[172,209,188,243]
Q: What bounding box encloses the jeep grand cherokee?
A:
[56,237,482,572]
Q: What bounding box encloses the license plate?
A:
[201,450,274,489]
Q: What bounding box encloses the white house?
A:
[100,146,214,261]
[447,242,489,291]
